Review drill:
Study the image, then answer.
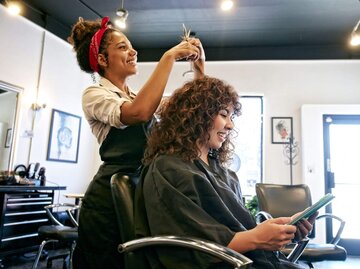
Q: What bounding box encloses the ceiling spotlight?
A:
[116,7,128,18]
[221,0,234,11]
[115,17,127,29]
[6,0,22,15]
[115,0,129,29]
[350,19,360,46]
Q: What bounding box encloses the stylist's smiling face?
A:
[106,31,138,78]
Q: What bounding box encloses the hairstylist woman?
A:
[68,16,205,269]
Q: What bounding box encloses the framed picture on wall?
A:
[4,128,12,148]
[47,109,82,163]
[271,117,293,144]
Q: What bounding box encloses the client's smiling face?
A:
[207,105,235,150]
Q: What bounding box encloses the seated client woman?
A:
[135,76,316,269]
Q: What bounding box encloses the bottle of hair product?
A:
[39,167,46,186]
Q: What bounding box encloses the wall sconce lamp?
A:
[350,18,360,46]
[115,0,129,29]
[31,103,46,111]
[23,103,46,138]
[5,0,22,15]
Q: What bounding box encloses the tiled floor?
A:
[2,252,360,268]
[312,256,360,269]
[2,249,67,269]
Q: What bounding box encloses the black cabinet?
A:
[0,186,66,263]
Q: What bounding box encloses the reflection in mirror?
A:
[0,81,22,172]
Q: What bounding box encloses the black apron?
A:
[74,121,151,269]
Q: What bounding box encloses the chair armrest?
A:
[118,236,253,269]
[65,206,80,227]
[44,203,79,227]
[286,238,310,263]
[316,213,345,245]
[255,210,273,223]
[285,213,345,262]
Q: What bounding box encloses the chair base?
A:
[296,260,314,269]
[46,249,70,269]
[32,239,76,269]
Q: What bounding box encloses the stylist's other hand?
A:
[187,38,205,61]
[187,37,205,79]
[251,217,296,251]
[291,211,319,241]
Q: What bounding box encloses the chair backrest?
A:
[256,183,316,239]
[110,174,136,243]
[112,173,254,268]
[256,183,312,218]
[110,173,150,269]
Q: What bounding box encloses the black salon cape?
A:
[135,155,305,269]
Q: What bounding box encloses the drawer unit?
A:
[0,191,53,257]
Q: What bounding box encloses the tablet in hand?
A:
[289,193,335,225]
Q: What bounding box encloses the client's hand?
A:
[251,217,297,251]
[291,211,319,241]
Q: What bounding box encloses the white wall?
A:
[0,6,97,202]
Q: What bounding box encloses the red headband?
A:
[89,16,110,73]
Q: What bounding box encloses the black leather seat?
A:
[255,183,347,268]
[110,173,253,269]
[31,203,79,269]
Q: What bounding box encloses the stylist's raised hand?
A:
[165,40,200,62]
[250,217,296,251]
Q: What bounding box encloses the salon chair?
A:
[255,183,347,268]
[31,203,79,269]
[110,173,253,269]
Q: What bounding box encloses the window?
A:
[229,96,263,197]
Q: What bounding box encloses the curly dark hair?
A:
[68,17,117,76]
[144,76,242,165]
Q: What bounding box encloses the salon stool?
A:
[32,225,78,268]
[31,203,79,269]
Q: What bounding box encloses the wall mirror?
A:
[0,80,22,172]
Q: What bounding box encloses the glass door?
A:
[323,114,360,255]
